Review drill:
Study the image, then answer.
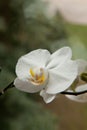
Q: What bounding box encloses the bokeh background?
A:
[0,0,87,130]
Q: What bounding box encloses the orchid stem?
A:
[0,81,14,96]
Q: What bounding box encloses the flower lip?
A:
[29,67,48,86]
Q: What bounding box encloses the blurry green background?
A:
[0,0,87,130]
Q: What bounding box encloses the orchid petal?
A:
[46,47,72,69]
[23,49,51,67]
[76,59,87,75]
[46,60,78,94]
[40,90,56,103]
[14,78,45,93]
[15,58,31,79]
[16,49,50,79]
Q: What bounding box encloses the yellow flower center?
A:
[29,68,46,85]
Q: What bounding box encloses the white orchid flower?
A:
[14,47,78,103]
[66,59,87,102]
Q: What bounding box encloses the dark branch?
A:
[0,81,15,96]
[61,90,87,96]
[0,67,2,72]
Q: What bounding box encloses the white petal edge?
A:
[16,49,51,79]
[14,78,45,93]
[40,90,56,103]
[46,60,78,94]
[76,59,87,75]
[66,84,87,103]
[46,46,72,69]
